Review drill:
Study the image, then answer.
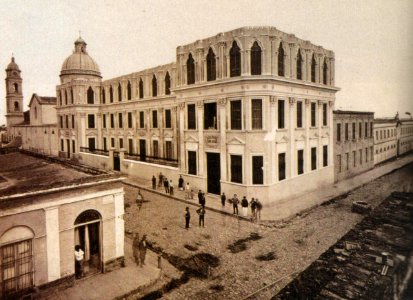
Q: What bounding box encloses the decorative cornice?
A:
[218,98,227,106]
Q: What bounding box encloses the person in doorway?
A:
[74,245,85,278]
[178,175,184,191]
[197,205,206,227]
[152,175,156,189]
[132,233,140,267]
[185,182,191,200]
[164,177,169,194]
[139,235,148,267]
[158,172,164,187]
[233,194,239,215]
[256,198,263,221]
[241,196,249,217]
[185,207,191,229]
[169,180,174,196]
[221,192,226,208]
[250,198,257,221]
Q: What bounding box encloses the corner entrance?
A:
[113,152,120,171]
[206,152,220,195]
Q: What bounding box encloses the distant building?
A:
[0,153,125,299]
[333,110,374,182]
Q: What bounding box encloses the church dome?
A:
[6,57,20,72]
[60,37,101,77]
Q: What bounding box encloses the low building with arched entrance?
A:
[0,152,125,299]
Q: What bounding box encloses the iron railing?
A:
[80,147,109,156]
[125,152,178,167]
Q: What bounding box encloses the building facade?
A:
[333,110,374,182]
[51,27,339,205]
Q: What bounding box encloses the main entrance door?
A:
[139,140,146,161]
[206,152,220,195]
[66,139,70,159]
[113,152,120,171]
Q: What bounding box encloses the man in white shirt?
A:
[74,245,85,278]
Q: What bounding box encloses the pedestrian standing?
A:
[250,198,257,221]
[158,172,163,187]
[178,175,184,191]
[169,180,174,196]
[164,177,169,194]
[197,205,206,227]
[256,199,263,221]
[233,194,239,215]
[74,245,85,278]
[198,190,203,205]
[152,175,156,189]
[200,192,206,207]
[190,189,194,200]
[136,189,144,211]
[221,192,226,207]
[241,196,249,217]
[185,207,191,229]
[138,235,148,267]
[185,182,191,199]
[132,233,140,267]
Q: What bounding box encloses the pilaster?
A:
[44,207,61,282]
[197,101,204,176]
[304,99,310,173]
[179,103,186,171]
[219,98,227,181]
[289,97,296,177]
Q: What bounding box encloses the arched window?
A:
[87,87,94,104]
[139,78,144,99]
[278,42,285,76]
[323,58,328,85]
[206,48,216,81]
[13,83,18,93]
[14,101,19,111]
[187,53,195,85]
[65,90,68,105]
[74,209,102,225]
[165,72,171,95]
[250,41,262,75]
[297,49,303,80]
[34,107,37,118]
[101,88,106,104]
[109,86,114,103]
[60,90,63,106]
[311,54,316,83]
[127,81,132,100]
[118,83,122,101]
[152,75,157,97]
[230,41,241,77]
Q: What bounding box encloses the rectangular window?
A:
[88,114,95,128]
[103,137,107,151]
[72,115,75,129]
[345,123,349,141]
[72,140,75,153]
[139,111,145,128]
[337,123,341,142]
[165,141,172,159]
[365,148,368,163]
[153,140,158,157]
[278,153,286,181]
[352,123,356,139]
[345,153,349,170]
[375,131,378,140]
[128,139,133,154]
[152,110,158,128]
[322,103,327,126]
[231,100,242,130]
[230,155,243,183]
[188,151,197,175]
[165,109,172,128]
[111,137,115,148]
[370,146,373,161]
[119,138,123,149]
[204,102,217,129]
[296,101,303,128]
[60,139,64,151]
[110,114,114,128]
[118,113,123,128]
[278,100,285,129]
[102,114,106,128]
[353,150,356,167]
[365,122,368,138]
[337,154,342,173]
[65,115,69,128]
[127,112,132,128]
[323,145,328,167]
[370,122,373,137]
[252,156,264,184]
[187,104,196,130]
[88,137,96,151]
[311,147,317,170]
[311,103,316,127]
[297,149,304,175]
[359,149,362,165]
[60,115,63,128]
[359,123,362,138]
[251,99,263,130]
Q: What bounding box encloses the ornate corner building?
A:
[6,27,341,205]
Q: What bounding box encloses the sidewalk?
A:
[123,154,413,222]
[42,238,161,300]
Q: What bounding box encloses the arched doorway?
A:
[0,226,34,299]
[74,210,102,277]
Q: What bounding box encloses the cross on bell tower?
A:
[5,56,24,127]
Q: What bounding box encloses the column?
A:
[114,192,125,258]
[305,99,310,172]
[159,108,164,157]
[219,98,227,181]
[328,101,334,166]
[305,49,313,82]
[270,38,278,76]
[317,100,323,169]
[245,49,251,75]
[289,43,297,79]
[284,44,291,78]
[330,57,335,86]
[289,97,296,177]
[316,53,322,84]
[97,114,102,149]
[178,103,186,171]
[44,207,61,282]
[79,112,86,148]
[197,101,204,176]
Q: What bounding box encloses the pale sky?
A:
[1,0,412,125]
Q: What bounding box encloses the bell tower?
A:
[5,56,24,127]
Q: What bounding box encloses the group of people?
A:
[152,173,191,198]
[226,194,263,221]
[185,204,206,229]
[132,234,148,267]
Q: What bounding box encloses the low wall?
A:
[122,158,180,185]
[78,152,111,171]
